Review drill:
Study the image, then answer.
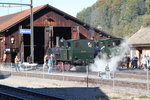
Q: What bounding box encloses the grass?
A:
[121,99,133,100]
[110,96,121,99]
[139,95,150,99]
[95,96,108,99]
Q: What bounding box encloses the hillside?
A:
[77,0,150,38]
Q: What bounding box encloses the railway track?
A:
[0,91,23,100]
[0,84,64,100]
[1,69,150,90]
[1,68,150,94]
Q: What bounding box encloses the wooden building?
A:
[128,27,150,65]
[0,4,115,64]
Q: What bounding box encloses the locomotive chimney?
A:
[56,37,59,47]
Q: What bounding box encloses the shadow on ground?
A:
[20,87,109,100]
[0,72,11,79]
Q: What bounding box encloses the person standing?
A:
[124,55,130,68]
[48,54,53,73]
[3,53,6,63]
[43,54,48,68]
[105,64,111,79]
[142,55,148,70]
[44,55,48,64]
[146,55,150,70]
[15,56,20,72]
[126,55,131,68]
[132,55,138,69]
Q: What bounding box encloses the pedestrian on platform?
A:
[125,55,130,68]
[43,54,48,68]
[2,52,6,63]
[146,55,150,70]
[132,55,138,69]
[105,64,111,79]
[15,56,20,72]
[48,54,53,73]
[142,55,150,70]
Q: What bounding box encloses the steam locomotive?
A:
[48,38,123,71]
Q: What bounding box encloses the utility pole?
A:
[30,0,34,63]
[0,0,34,63]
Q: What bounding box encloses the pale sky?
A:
[0,0,97,17]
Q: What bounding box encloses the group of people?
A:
[123,54,150,70]
[14,54,54,73]
[123,55,138,69]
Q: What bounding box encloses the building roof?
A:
[0,4,46,32]
[0,4,115,38]
[128,27,150,46]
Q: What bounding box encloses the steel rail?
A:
[0,92,23,100]
[0,84,64,100]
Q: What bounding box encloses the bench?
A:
[21,62,38,70]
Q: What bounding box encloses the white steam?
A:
[89,38,129,72]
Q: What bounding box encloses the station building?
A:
[128,27,150,65]
[0,4,115,64]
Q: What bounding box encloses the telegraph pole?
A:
[30,0,34,63]
[0,0,34,63]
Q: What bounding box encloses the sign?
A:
[20,29,31,34]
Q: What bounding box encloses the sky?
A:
[0,0,97,17]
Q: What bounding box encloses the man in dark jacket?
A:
[132,56,138,69]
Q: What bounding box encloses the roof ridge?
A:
[0,4,48,32]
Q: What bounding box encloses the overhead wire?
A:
[0,0,29,15]
[0,5,24,7]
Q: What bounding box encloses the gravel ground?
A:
[0,75,150,100]
[1,65,150,99]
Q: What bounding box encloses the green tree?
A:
[76,0,150,38]
[143,15,150,26]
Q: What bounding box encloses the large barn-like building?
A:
[0,4,114,64]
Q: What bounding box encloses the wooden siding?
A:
[34,11,105,40]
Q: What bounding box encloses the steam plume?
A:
[89,38,129,72]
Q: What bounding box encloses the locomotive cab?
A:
[59,39,95,65]
[97,38,123,59]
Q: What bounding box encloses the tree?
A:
[76,0,150,38]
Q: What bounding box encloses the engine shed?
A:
[0,4,115,64]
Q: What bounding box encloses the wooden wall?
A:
[33,10,105,40]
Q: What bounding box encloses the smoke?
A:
[89,7,101,38]
[89,38,129,72]
[87,5,129,72]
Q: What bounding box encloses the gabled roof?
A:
[0,4,46,32]
[0,4,115,38]
[128,27,150,46]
